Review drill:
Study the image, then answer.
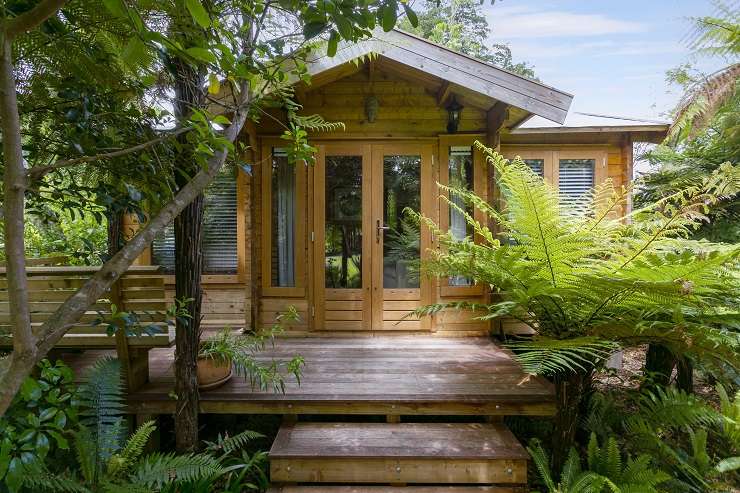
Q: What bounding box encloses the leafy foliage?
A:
[198,307,304,393]
[0,360,79,492]
[528,433,669,493]
[412,145,740,378]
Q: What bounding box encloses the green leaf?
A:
[208,74,220,95]
[47,430,69,450]
[185,47,217,64]
[20,379,42,401]
[185,0,211,29]
[716,456,740,473]
[102,0,127,17]
[402,3,418,27]
[35,433,50,457]
[327,31,339,57]
[334,15,352,39]
[212,115,231,125]
[5,458,23,492]
[303,21,326,40]
[381,2,398,32]
[38,408,57,422]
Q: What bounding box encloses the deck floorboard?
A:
[59,336,555,416]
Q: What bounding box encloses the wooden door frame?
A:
[370,143,434,331]
[313,143,373,331]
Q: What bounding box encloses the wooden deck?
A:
[61,336,555,416]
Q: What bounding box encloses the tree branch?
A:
[0,90,251,416]
[5,0,67,40]
[27,127,192,180]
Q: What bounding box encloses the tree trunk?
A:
[644,343,675,388]
[551,370,589,473]
[107,211,123,259]
[676,357,694,394]
[171,50,206,452]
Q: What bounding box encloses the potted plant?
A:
[197,307,304,391]
[198,330,237,390]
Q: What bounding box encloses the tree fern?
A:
[413,144,740,377]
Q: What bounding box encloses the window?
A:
[559,158,595,207]
[270,148,296,287]
[448,146,474,287]
[523,158,545,178]
[151,169,238,274]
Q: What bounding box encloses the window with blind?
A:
[448,146,474,287]
[523,158,545,178]
[151,170,238,274]
[558,158,595,206]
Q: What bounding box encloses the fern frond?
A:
[291,114,345,132]
[78,357,126,468]
[507,337,619,375]
[107,420,156,478]
[130,452,222,488]
[626,387,721,435]
[526,439,557,491]
[205,429,264,455]
[21,467,89,493]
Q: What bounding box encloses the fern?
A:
[107,420,157,478]
[508,337,619,375]
[413,144,740,376]
[77,356,126,472]
[130,452,223,488]
[204,429,264,455]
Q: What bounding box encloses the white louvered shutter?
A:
[152,171,238,274]
[558,159,594,207]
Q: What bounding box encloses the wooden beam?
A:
[367,59,375,80]
[436,81,451,107]
[486,102,508,149]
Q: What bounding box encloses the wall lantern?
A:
[446,96,463,134]
[365,95,379,123]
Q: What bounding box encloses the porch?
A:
[60,336,555,417]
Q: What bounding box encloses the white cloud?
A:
[485,6,645,39]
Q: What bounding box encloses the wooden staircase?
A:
[268,422,530,491]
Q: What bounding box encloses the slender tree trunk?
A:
[676,357,694,393]
[107,211,123,259]
[551,370,589,473]
[171,52,206,452]
[644,343,675,388]
[0,34,35,382]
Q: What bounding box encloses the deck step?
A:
[268,487,523,492]
[269,423,529,485]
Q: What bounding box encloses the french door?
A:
[313,143,434,331]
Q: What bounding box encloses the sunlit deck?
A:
[61,336,555,416]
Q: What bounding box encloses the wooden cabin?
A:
[142,29,667,337]
[52,30,670,492]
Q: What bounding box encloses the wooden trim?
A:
[501,146,610,187]
[437,135,486,297]
[236,166,248,283]
[260,142,308,297]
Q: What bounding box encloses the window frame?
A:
[501,147,608,189]
[260,142,307,298]
[151,166,246,284]
[438,135,487,297]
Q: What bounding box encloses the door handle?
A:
[376,219,390,243]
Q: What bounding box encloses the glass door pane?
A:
[382,155,421,289]
[325,155,363,289]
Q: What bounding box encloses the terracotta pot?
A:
[197,356,233,390]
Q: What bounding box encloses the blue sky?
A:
[483,0,728,127]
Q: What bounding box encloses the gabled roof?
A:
[297,29,574,124]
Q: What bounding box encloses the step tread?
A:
[270,422,528,460]
[268,487,520,493]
